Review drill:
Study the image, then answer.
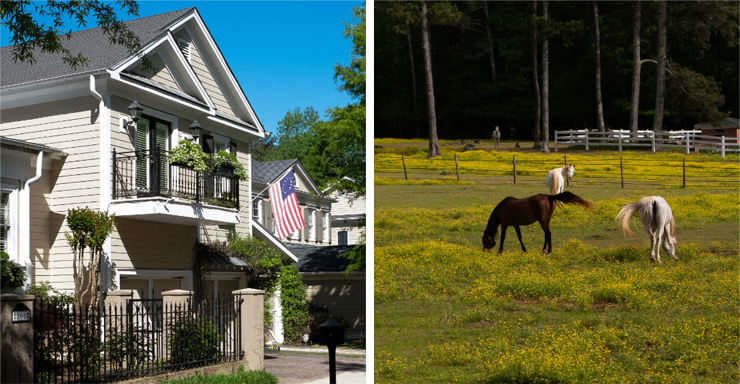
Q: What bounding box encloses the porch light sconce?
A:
[189,120,203,142]
[126,101,144,126]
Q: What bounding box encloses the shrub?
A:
[170,316,222,366]
[1,251,26,290]
[104,327,152,375]
[279,265,311,343]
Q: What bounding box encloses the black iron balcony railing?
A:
[112,147,239,209]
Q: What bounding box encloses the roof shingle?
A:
[1,8,193,87]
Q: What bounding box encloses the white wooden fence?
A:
[554,129,740,157]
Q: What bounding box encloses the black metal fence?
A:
[112,148,239,209]
[33,295,243,383]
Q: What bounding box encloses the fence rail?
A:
[377,154,738,189]
[554,129,740,156]
[34,295,242,383]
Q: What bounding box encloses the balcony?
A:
[110,148,241,226]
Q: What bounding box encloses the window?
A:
[307,209,315,242]
[0,190,11,253]
[322,212,328,242]
[338,231,348,246]
[252,199,261,224]
[135,116,171,193]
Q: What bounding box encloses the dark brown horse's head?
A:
[482,230,496,251]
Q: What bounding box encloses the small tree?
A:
[65,207,115,308]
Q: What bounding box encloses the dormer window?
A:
[178,37,191,63]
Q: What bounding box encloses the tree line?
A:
[375,1,738,156]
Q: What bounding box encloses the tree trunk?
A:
[532,0,541,148]
[629,1,642,138]
[407,22,420,138]
[653,0,667,134]
[421,1,440,157]
[541,0,550,153]
[482,1,497,86]
[592,1,605,132]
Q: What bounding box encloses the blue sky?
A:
[1,1,362,134]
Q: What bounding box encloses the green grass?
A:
[374,141,739,384]
[158,366,277,384]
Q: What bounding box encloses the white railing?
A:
[554,129,739,157]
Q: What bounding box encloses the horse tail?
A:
[550,191,594,209]
[550,176,558,195]
[616,197,655,237]
[615,202,639,237]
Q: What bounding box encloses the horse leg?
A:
[514,225,526,252]
[654,226,664,264]
[539,221,552,254]
[498,225,508,254]
[644,222,658,263]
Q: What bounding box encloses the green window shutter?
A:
[155,122,169,193]
[136,118,150,191]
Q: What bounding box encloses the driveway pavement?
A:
[264,346,366,384]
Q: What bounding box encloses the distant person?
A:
[492,126,501,150]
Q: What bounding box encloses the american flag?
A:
[268,170,305,239]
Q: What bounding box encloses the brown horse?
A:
[482,191,594,254]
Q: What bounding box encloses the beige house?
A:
[324,177,366,246]
[250,159,334,246]
[1,8,272,300]
[251,160,365,341]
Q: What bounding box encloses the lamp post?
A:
[319,316,345,384]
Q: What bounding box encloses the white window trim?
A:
[322,211,329,242]
[308,209,315,242]
[0,184,19,261]
[252,199,262,225]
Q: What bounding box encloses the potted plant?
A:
[1,251,27,293]
[212,150,248,180]
[168,140,210,172]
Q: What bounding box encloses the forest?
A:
[375,1,739,143]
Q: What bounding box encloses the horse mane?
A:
[669,213,676,238]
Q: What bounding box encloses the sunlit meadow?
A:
[375,139,739,384]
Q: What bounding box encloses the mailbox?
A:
[318,316,345,346]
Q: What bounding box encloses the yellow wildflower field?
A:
[374,142,739,384]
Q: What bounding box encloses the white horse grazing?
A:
[546,165,575,195]
[615,196,677,263]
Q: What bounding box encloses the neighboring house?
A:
[250,159,334,246]
[286,243,366,340]
[324,177,365,246]
[1,8,268,301]
[251,159,366,342]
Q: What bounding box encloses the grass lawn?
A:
[158,367,277,384]
[374,140,739,384]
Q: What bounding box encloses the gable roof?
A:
[251,159,300,185]
[695,117,739,130]
[251,159,328,198]
[2,7,265,137]
[1,8,193,87]
[285,243,364,273]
